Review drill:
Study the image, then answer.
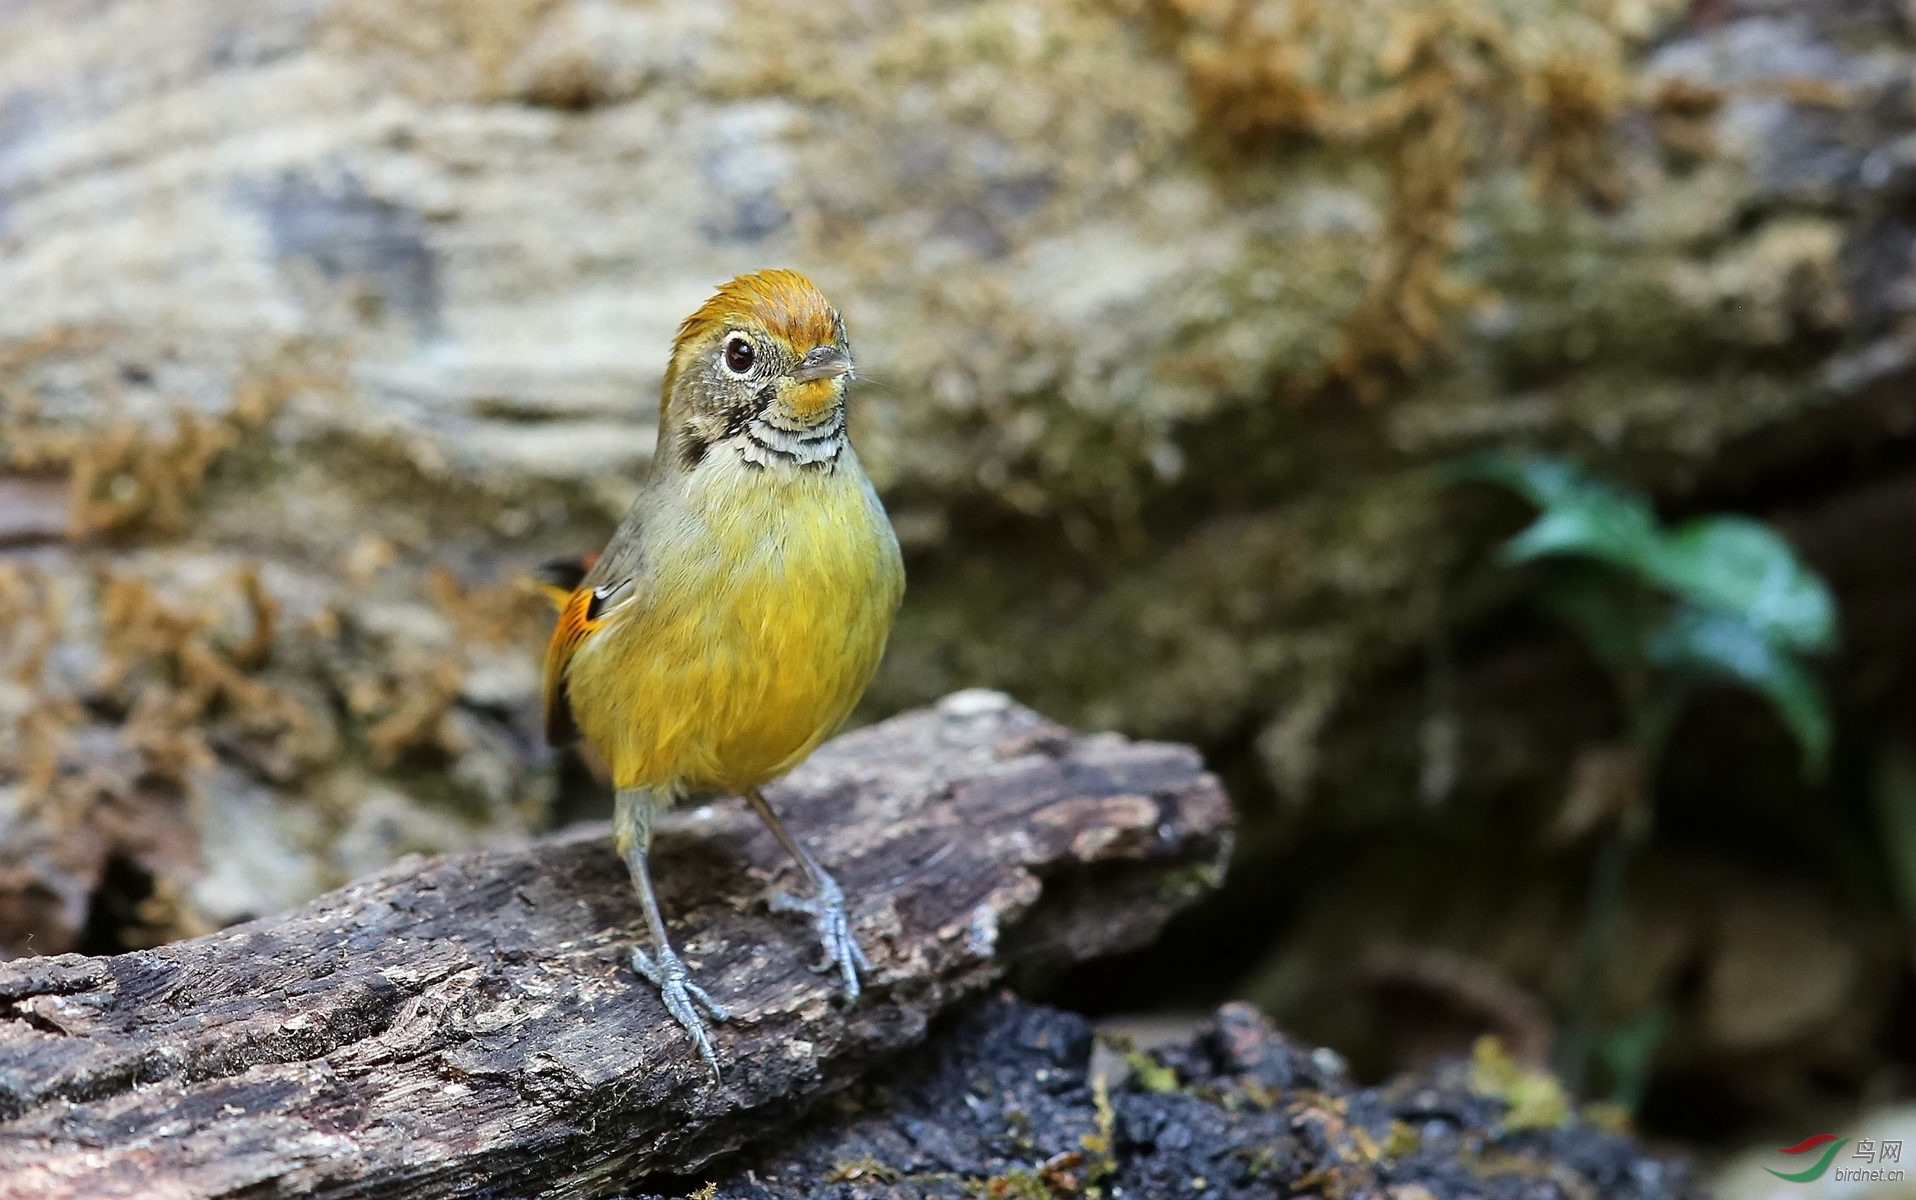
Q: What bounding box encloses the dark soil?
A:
[626,996,1702,1200]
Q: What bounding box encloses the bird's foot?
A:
[631,944,729,1079]
[769,869,870,1005]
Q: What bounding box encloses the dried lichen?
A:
[0,334,328,541]
[347,566,546,769]
[0,563,291,953]
[361,658,467,769]
[429,564,547,650]
[93,567,327,787]
[0,564,77,797]
[1153,0,1672,395]
[67,411,242,540]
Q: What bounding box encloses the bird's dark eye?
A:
[723,336,756,375]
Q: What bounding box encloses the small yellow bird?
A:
[541,270,904,1076]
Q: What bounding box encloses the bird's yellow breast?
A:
[563,454,903,795]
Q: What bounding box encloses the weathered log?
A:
[0,694,1232,1200]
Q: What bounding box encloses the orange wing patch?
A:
[532,553,598,612]
[542,584,604,747]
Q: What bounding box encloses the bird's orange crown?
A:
[661,270,844,422]
[676,270,839,356]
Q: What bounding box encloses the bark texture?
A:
[0,695,1231,1200]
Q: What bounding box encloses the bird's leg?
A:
[743,785,870,1004]
[615,788,728,1078]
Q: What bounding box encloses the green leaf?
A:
[1536,566,1650,670]
[1446,452,1596,508]
[1598,1008,1670,1114]
[1646,606,1832,779]
[1500,497,1663,572]
[1451,454,1840,657]
[1643,516,1836,654]
[1450,453,1668,578]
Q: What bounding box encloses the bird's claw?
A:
[632,944,728,1079]
[769,872,870,1004]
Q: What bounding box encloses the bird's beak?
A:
[792,346,852,383]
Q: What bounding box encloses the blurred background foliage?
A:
[0,0,1912,1188]
[1450,451,1839,1109]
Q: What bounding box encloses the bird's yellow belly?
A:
[566,475,902,795]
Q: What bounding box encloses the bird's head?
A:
[661,269,854,472]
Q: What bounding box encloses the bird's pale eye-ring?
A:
[722,334,757,376]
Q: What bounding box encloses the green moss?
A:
[1470,1036,1572,1131]
[1128,1049,1181,1094]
